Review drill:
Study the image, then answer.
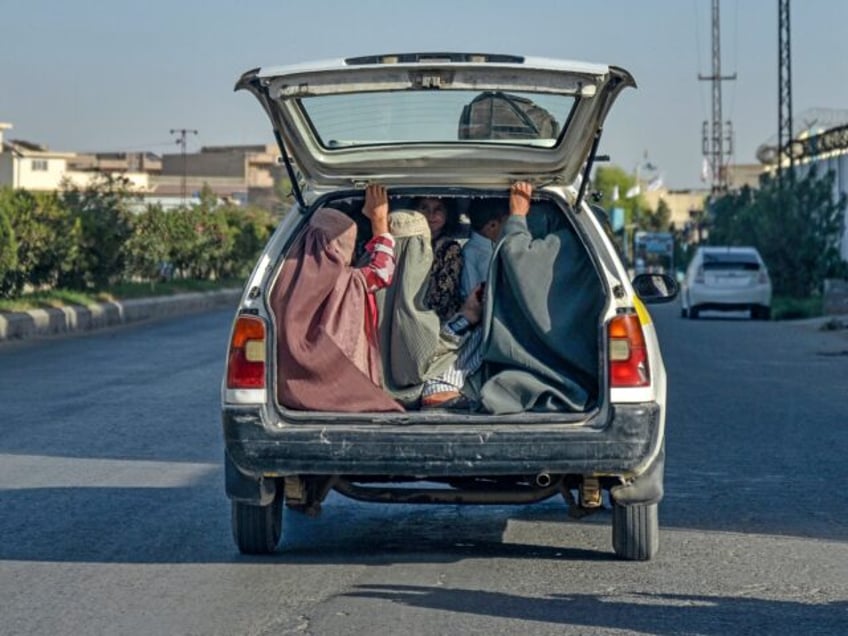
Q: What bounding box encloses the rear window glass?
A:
[702,253,760,271]
[299,90,572,149]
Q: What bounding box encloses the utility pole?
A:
[777,0,793,180]
[170,128,198,203]
[698,0,736,194]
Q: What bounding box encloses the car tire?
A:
[688,305,700,320]
[680,306,688,318]
[612,502,659,561]
[752,305,771,321]
[232,497,283,555]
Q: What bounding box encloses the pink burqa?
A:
[271,207,403,412]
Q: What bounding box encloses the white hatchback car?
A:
[222,52,678,560]
[681,246,772,319]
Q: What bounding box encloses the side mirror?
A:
[632,273,679,304]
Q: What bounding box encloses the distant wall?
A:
[0,154,12,186]
[162,153,246,178]
[823,278,848,315]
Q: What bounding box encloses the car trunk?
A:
[235,54,635,194]
[703,257,761,287]
[266,190,607,421]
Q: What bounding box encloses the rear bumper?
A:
[688,284,771,308]
[222,403,662,479]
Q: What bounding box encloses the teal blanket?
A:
[480,212,605,414]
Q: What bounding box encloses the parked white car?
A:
[222,52,678,560]
[681,246,772,319]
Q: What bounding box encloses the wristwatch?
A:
[447,314,472,336]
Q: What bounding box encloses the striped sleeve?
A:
[361,233,396,291]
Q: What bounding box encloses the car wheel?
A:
[232,497,283,555]
[752,305,771,321]
[688,305,700,320]
[680,306,688,318]
[612,502,659,561]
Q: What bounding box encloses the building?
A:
[154,143,284,207]
[0,123,149,192]
[0,126,286,211]
[70,151,162,175]
[643,187,709,233]
[1,123,77,191]
[725,163,766,190]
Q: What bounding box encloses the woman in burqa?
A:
[270,185,403,412]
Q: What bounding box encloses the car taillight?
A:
[757,269,769,284]
[694,266,705,284]
[226,315,266,389]
[608,313,650,387]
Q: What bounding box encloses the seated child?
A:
[419,184,527,409]
[460,197,510,300]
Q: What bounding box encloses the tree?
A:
[0,203,18,297]
[0,187,80,296]
[707,167,847,297]
[273,176,295,216]
[645,198,672,232]
[183,186,236,279]
[593,165,650,263]
[708,185,756,246]
[124,204,172,284]
[222,204,275,278]
[58,175,136,290]
[592,165,645,226]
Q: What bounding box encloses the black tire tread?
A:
[232,498,283,555]
[612,502,659,561]
[753,305,771,321]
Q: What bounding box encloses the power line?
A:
[170,128,198,203]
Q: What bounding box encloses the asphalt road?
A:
[1,305,846,635]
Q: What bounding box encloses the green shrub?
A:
[58,175,135,290]
[0,203,18,297]
[0,187,80,297]
[0,179,277,300]
[771,296,822,321]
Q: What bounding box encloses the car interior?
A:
[268,192,608,416]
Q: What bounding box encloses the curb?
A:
[789,314,848,329]
[0,288,243,343]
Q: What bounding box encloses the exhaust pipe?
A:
[535,473,552,487]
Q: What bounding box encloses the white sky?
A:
[2,0,847,189]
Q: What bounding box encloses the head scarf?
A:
[271,207,402,412]
[375,211,460,403]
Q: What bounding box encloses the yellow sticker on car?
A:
[633,295,652,326]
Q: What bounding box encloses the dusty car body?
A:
[222,53,678,560]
